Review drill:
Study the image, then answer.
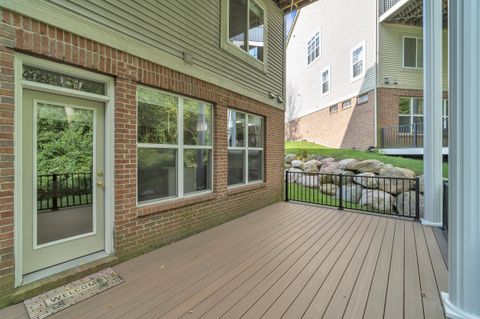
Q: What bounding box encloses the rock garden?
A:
[285,154,425,217]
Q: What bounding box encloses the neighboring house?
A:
[286,0,448,154]
[0,0,289,305]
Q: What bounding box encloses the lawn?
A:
[285,141,448,177]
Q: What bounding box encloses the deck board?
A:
[0,203,448,319]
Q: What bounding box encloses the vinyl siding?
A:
[286,0,377,119]
[2,0,285,109]
[378,23,448,91]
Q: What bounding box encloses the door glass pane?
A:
[228,150,245,185]
[137,148,177,203]
[228,110,246,147]
[412,98,423,114]
[248,150,263,182]
[184,149,212,194]
[36,103,94,245]
[229,0,247,51]
[249,0,265,61]
[183,100,213,146]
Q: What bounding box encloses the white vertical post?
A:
[422,0,443,226]
[442,1,480,318]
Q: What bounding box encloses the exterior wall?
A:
[286,0,377,119]
[290,90,376,149]
[378,23,448,91]
[0,9,284,302]
[0,0,285,109]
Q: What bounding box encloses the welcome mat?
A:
[24,268,124,319]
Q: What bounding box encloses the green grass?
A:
[285,141,448,177]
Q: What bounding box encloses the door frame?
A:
[13,54,115,287]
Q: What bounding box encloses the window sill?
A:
[227,182,265,195]
[137,192,217,217]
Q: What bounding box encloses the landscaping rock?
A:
[337,159,359,171]
[379,166,415,179]
[303,160,321,173]
[353,172,379,189]
[297,174,321,188]
[319,157,336,165]
[285,154,296,164]
[284,163,292,169]
[336,184,363,203]
[360,189,395,213]
[332,169,355,185]
[418,175,425,193]
[291,160,305,170]
[319,161,338,183]
[285,168,303,182]
[354,159,384,174]
[378,166,416,194]
[395,191,424,218]
[321,183,338,196]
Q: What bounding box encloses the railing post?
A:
[285,170,289,202]
[52,173,59,211]
[415,176,420,219]
[338,174,343,210]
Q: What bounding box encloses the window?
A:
[321,66,330,95]
[329,105,338,113]
[307,32,321,65]
[137,86,213,204]
[227,0,265,62]
[398,97,448,133]
[351,42,366,81]
[403,37,423,68]
[227,109,264,186]
[357,94,369,105]
[342,100,352,109]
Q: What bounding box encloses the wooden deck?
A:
[1,202,448,319]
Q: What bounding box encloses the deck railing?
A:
[285,171,420,219]
[380,119,448,149]
[37,172,93,211]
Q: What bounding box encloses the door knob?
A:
[97,180,105,189]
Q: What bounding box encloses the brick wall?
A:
[288,90,376,149]
[0,9,284,299]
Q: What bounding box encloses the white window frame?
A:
[136,86,214,206]
[227,109,264,188]
[342,99,352,110]
[351,41,366,82]
[402,36,423,69]
[357,93,369,105]
[321,65,330,95]
[307,31,321,66]
[221,0,268,71]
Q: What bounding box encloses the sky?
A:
[285,11,297,38]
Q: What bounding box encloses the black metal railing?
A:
[380,119,448,149]
[37,172,93,211]
[285,171,420,219]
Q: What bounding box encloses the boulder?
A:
[336,184,363,203]
[337,159,360,171]
[332,169,355,185]
[319,161,338,183]
[395,191,424,218]
[379,166,415,179]
[355,159,385,174]
[303,160,321,173]
[319,157,336,165]
[285,168,303,182]
[321,183,338,196]
[353,172,379,189]
[306,154,327,161]
[378,166,416,194]
[297,174,321,188]
[418,175,425,193]
[284,163,292,169]
[360,189,395,213]
[285,153,297,164]
[291,160,305,170]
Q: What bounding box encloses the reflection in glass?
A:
[137,148,177,202]
[137,87,178,144]
[229,0,247,50]
[36,103,94,245]
[248,0,265,60]
[228,150,245,185]
[184,149,212,194]
[184,100,213,146]
[228,110,246,147]
[248,150,263,182]
[248,114,263,148]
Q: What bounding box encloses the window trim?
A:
[329,105,338,114]
[342,99,352,110]
[402,36,423,69]
[321,65,330,95]
[350,41,366,82]
[221,0,268,72]
[307,30,322,67]
[357,93,369,105]
[227,109,264,188]
[136,86,214,207]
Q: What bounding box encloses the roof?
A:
[273,0,318,13]
[380,0,448,26]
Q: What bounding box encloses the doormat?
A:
[24,268,124,319]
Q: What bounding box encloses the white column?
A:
[422,0,443,226]
[441,1,480,318]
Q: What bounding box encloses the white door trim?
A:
[13,54,115,287]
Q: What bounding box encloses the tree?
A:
[285,82,301,141]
